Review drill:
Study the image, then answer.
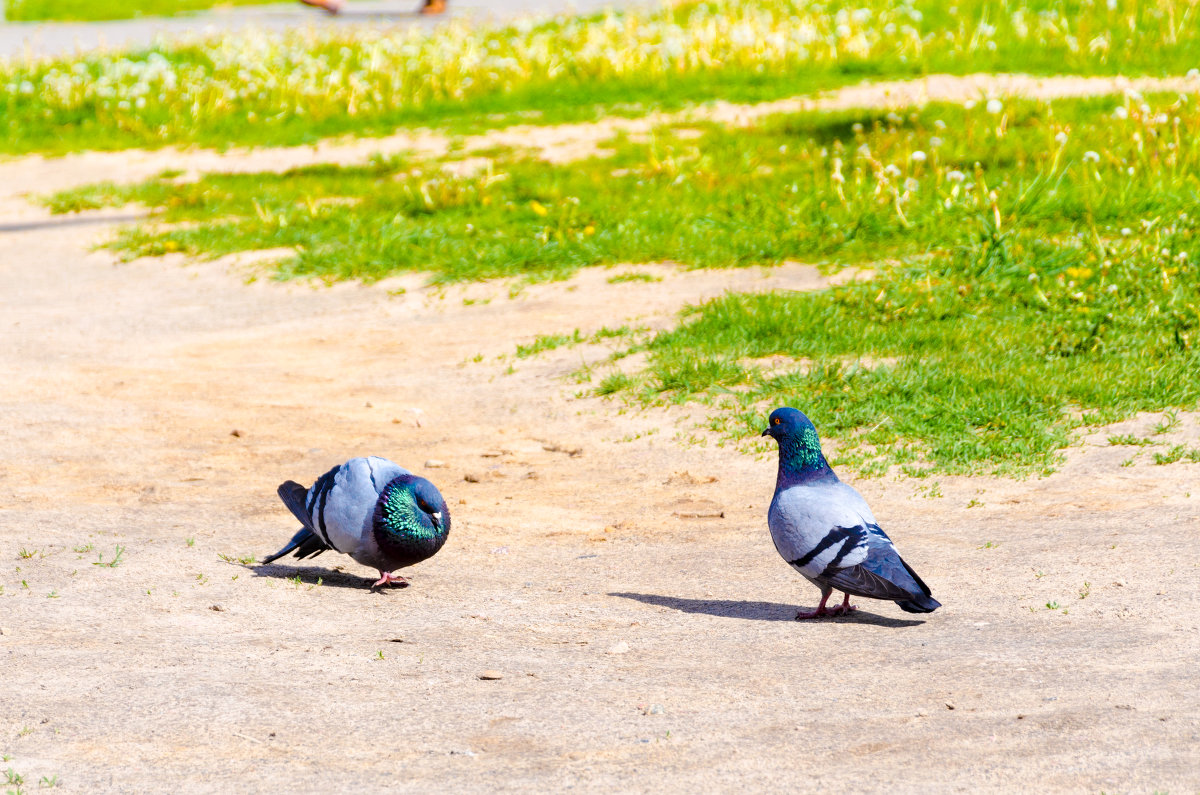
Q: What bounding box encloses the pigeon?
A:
[263,456,450,588]
[762,407,940,618]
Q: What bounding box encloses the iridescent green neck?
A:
[377,485,441,543]
[777,426,833,485]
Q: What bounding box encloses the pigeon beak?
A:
[761,427,771,437]
[431,511,442,529]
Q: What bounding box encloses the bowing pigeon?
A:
[762,407,940,618]
[263,456,450,588]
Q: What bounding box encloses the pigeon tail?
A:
[277,480,314,529]
[261,526,328,564]
[896,593,941,613]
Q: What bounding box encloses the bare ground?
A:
[2,90,1200,792]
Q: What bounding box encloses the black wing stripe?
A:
[789,526,864,570]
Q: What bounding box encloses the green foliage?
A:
[5,0,1200,153]
[6,0,290,22]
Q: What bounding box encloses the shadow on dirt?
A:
[608,592,925,627]
[251,563,408,592]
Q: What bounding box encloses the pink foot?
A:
[795,591,856,619]
[372,571,409,588]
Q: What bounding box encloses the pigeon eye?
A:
[772,418,781,425]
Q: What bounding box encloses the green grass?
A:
[5,0,291,22]
[4,0,1200,154]
[44,92,1200,475]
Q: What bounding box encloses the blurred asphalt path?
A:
[0,0,647,60]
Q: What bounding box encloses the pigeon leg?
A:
[795,588,835,620]
[372,571,409,588]
[827,591,858,616]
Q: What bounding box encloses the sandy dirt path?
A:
[2,100,1200,791]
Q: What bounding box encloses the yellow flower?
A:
[1065,266,1093,280]
[530,200,548,216]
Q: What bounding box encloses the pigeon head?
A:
[762,407,834,482]
[373,474,451,553]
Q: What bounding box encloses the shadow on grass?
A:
[608,591,926,627]
[251,562,409,592]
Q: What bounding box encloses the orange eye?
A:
[772,418,781,425]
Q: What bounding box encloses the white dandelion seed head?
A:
[1055,131,1069,144]
[946,169,966,183]
[1083,150,1100,162]
[986,99,1003,114]
[911,150,927,162]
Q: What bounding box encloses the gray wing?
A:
[816,525,930,602]
[769,481,876,579]
[308,457,411,555]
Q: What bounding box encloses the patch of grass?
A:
[1153,445,1200,465]
[71,543,93,554]
[5,0,290,21]
[16,548,38,560]
[607,272,661,284]
[5,0,1200,154]
[185,537,195,547]
[1107,434,1153,447]
[217,553,257,565]
[516,330,584,358]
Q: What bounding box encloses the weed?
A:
[38,775,59,788]
[1153,445,1200,465]
[72,543,93,554]
[16,549,38,560]
[217,553,256,565]
[1079,582,1091,600]
[1046,601,1061,610]
[978,541,1000,550]
[186,538,195,548]
[516,330,584,358]
[1151,410,1181,435]
[965,499,983,508]
[92,546,125,568]
[46,590,59,599]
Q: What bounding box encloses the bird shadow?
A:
[251,563,406,592]
[608,592,926,628]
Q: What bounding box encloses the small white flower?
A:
[944,197,954,209]
[934,119,947,130]
[930,137,943,149]
[1083,151,1100,163]
[1106,284,1119,294]
[1027,273,1039,282]
[1188,68,1200,80]
[947,170,966,183]
[1176,252,1189,262]
[857,144,872,158]
[851,122,864,133]
[1055,131,1069,145]
[1072,292,1086,301]
[1127,167,1135,176]
[1161,248,1171,256]
[1121,228,1132,236]
[1112,106,1128,120]
[886,112,902,125]
[986,99,1003,114]
[904,178,919,192]
[1153,113,1169,125]
[884,164,902,177]
[836,24,852,37]
[911,150,927,162]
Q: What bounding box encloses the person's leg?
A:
[299,0,344,14]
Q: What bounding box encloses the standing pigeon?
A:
[263,456,450,589]
[762,408,940,618]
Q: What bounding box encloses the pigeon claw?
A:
[372,571,409,588]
